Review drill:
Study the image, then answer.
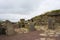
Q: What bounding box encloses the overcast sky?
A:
[0,0,60,22]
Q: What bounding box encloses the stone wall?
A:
[2,20,15,35]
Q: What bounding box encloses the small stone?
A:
[39,33,47,36]
[47,38,56,40]
[40,38,46,40]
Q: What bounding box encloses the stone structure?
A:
[0,22,6,35]
[48,17,55,30]
[28,20,36,31]
[18,19,25,28]
[48,13,60,30]
[25,22,29,28]
[1,20,15,35]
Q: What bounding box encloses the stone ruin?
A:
[0,19,37,35]
[18,19,36,31]
[1,14,60,35]
[48,13,60,30]
[18,19,25,28]
[0,20,15,35]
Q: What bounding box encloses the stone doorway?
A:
[0,27,6,35]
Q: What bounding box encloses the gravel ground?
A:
[0,31,60,40]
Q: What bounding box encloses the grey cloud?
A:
[0,0,60,22]
[0,0,42,15]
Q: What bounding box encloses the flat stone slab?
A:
[40,38,46,40]
[39,33,47,36]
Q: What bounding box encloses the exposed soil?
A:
[0,30,60,40]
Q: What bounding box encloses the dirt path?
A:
[0,31,60,40]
